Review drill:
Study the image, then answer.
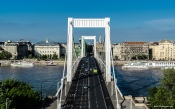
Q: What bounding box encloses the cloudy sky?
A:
[0,0,175,43]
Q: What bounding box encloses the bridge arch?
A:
[67,18,111,82]
[81,36,96,57]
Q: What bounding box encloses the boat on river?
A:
[122,62,149,70]
[46,61,56,66]
[11,62,34,67]
[122,61,175,70]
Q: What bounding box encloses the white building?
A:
[34,39,60,58]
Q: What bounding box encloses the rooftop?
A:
[35,39,59,46]
[123,42,147,45]
[159,39,175,43]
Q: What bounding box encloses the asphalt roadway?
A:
[62,56,114,109]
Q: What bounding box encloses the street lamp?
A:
[6,98,9,109]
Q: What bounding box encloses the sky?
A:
[1,0,175,43]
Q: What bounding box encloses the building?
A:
[96,42,105,59]
[2,40,33,59]
[0,42,4,52]
[114,42,149,60]
[112,43,119,60]
[150,40,175,60]
[34,39,60,59]
[60,43,67,57]
[149,42,159,60]
[3,41,18,59]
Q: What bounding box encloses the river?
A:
[0,65,163,96]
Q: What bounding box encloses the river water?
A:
[0,65,163,96]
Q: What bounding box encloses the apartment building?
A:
[150,40,175,60]
[114,42,149,60]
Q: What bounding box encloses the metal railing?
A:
[72,56,81,79]
[56,55,81,109]
[56,51,67,109]
[96,51,123,109]
[110,50,123,109]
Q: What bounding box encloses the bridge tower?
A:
[81,36,96,57]
[67,18,111,82]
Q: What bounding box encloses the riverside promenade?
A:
[0,59,65,66]
[0,59,133,67]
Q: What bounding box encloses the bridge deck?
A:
[61,56,114,109]
[58,56,147,109]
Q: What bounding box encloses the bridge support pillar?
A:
[67,18,73,82]
[105,18,111,82]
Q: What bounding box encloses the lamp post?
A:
[6,98,9,109]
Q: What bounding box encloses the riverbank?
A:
[0,60,65,66]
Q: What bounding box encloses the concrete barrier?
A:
[124,96,150,109]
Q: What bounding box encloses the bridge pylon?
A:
[67,17,111,82]
[81,36,96,57]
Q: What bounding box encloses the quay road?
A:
[62,56,114,109]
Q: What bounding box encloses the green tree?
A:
[0,79,40,109]
[131,56,136,60]
[0,50,12,60]
[115,56,118,60]
[52,53,58,60]
[41,55,47,60]
[28,54,33,59]
[148,68,175,108]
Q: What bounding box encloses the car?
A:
[83,84,88,89]
[85,68,88,72]
[89,68,92,71]
[80,73,85,76]
[93,69,98,74]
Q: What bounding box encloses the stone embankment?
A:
[114,61,129,65]
[0,60,65,66]
[0,60,151,67]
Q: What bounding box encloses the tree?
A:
[0,79,40,109]
[52,53,58,60]
[148,68,175,108]
[115,56,118,60]
[131,56,136,60]
[0,50,12,60]
[41,55,47,60]
[28,54,33,58]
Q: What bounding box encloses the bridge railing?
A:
[110,51,123,99]
[56,51,67,109]
[56,55,82,109]
[72,56,81,80]
[96,53,106,78]
[96,51,123,108]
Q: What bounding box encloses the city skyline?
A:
[1,0,175,43]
